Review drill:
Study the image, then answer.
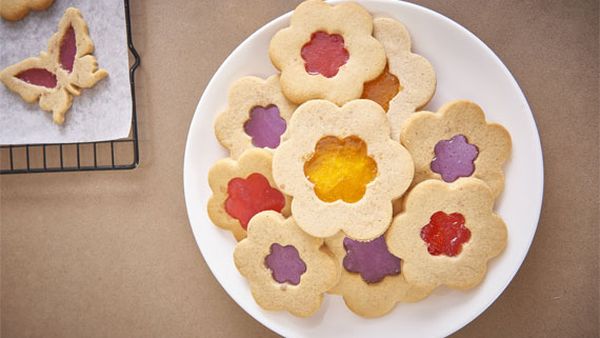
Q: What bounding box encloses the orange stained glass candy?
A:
[361,65,401,111]
[303,136,378,203]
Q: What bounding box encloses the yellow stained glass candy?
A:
[304,136,377,203]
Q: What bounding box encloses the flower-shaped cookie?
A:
[234,211,339,317]
[401,100,512,197]
[362,18,436,140]
[214,75,297,159]
[207,148,291,241]
[269,0,386,105]
[272,99,414,240]
[386,178,507,290]
[325,232,432,317]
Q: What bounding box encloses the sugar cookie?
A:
[214,75,297,159]
[272,99,414,240]
[207,148,292,241]
[400,100,511,197]
[269,0,386,105]
[386,178,507,290]
[234,211,339,317]
[363,17,436,140]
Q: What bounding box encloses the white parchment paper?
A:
[0,0,132,145]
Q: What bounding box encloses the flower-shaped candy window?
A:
[243,104,287,149]
[420,211,471,257]
[430,135,479,183]
[301,31,349,78]
[304,136,377,203]
[343,235,401,284]
[208,149,292,241]
[264,243,307,285]
[361,65,401,112]
[325,232,432,318]
[225,173,286,230]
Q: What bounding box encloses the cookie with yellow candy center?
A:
[272,99,414,240]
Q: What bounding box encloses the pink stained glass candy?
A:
[301,31,349,78]
[16,68,57,88]
[60,25,77,73]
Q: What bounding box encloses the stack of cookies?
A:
[207,0,511,318]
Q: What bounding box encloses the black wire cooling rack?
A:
[0,0,140,175]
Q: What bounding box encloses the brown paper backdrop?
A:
[1,0,598,337]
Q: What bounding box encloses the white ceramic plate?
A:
[183,1,544,337]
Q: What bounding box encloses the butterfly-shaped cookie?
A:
[0,7,108,124]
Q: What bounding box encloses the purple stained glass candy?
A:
[264,243,307,285]
[243,104,287,149]
[342,236,401,284]
[431,134,479,182]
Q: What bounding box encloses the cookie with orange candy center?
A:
[361,17,436,140]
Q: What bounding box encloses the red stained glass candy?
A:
[225,173,286,229]
[420,211,471,257]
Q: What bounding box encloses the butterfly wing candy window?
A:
[0,7,108,125]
